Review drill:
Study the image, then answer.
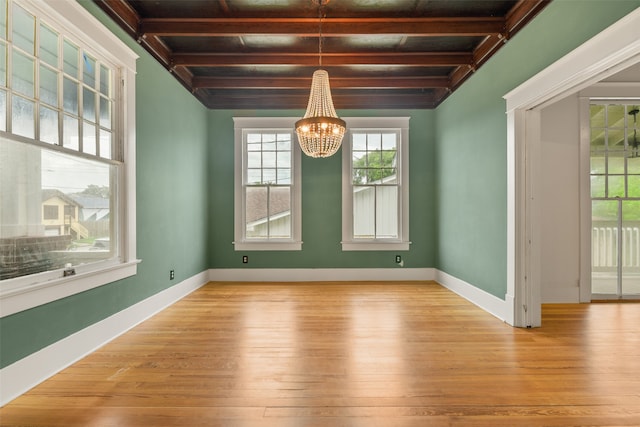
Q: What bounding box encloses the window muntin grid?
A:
[351,131,400,239]
[244,131,293,240]
[0,0,115,161]
[590,103,640,200]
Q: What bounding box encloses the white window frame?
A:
[233,117,302,251]
[341,117,410,251]
[0,0,138,317]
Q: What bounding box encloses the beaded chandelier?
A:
[295,0,346,158]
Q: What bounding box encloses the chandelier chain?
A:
[318,4,323,67]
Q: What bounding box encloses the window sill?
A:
[233,241,302,251]
[341,241,411,251]
[0,260,140,318]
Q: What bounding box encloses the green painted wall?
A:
[435,0,640,299]
[0,1,210,369]
[208,110,437,270]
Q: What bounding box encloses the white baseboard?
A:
[208,268,435,282]
[0,271,209,407]
[1,267,513,407]
[435,270,512,324]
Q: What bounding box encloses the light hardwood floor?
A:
[1,281,640,426]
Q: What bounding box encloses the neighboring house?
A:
[245,187,291,238]
[69,194,110,222]
[41,189,88,240]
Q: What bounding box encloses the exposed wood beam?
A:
[173,52,472,67]
[140,17,505,37]
[192,76,450,89]
[204,92,439,109]
[94,0,139,38]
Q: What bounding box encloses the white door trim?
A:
[504,8,640,327]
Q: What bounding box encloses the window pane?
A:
[0,42,6,86]
[63,114,79,150]
[40,105,58,144]
[247,151,261,168]
[82,53,96,87]
[263,151,276,168]
[590,175,605,198]
[246,168,261,185]
[590,149,605,174]
[277,151,290,168]
[39,65,58,107]
[376,186,398,238]
[607,151,625,175]
[0,138,115,280]
[12,4,34,54]
[262,133,276,150]
[12,49,34,96]
[353,186,375,238]
[83,86,96,122]
[0,0,6,40]
[353,133,367,150]
[608,175,625,198]
[39,23,58,67]
[99,129,111,159]
[263,168,276,183]
[247,132,261,144]
[83,121,96,155]
[246,187,267,238]
[607,105,624,127]
[367,133,381,150]
[63,76,78,114]
[628,175,640,198]
[63,39,78,77]
[629,157,640,174]
[99,96,111,129]
[0,89,5,131]
[590,104,605,128]
[277,168,291,185]
[12,94,34,138]
[99,64,110,96]
[382,133,396,150]
[276,134,291,150]
[269,187,291,238]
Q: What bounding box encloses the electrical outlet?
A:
[169,270,175,280]
[395,255,402,264]
[242,255,248,264]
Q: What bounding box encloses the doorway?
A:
[590,103,640,299]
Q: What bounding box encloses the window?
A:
[342,117,410,251]
[43,205,58,220]
[233,117,302,251]
[0,0,138,317]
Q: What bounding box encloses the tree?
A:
[352,150,397,184]
[81,184,110,198]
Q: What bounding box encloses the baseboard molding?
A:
[435,270,512,324]
[208,267,436,282]
[0,271,209,407]
[1,267,512,406]
[541,285,580,303]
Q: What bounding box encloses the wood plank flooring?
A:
[1,281,640,426]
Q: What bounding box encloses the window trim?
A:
[0,0,139,318]
[233,117,302,251]
[341,117,411,251]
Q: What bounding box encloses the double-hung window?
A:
[233,117,302,251]
[0,0,137,316]
[342,117,410,251]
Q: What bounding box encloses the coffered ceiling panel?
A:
[94,0,551,109]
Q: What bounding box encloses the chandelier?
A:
[295,0,346,158]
